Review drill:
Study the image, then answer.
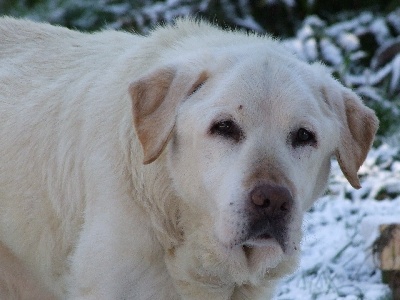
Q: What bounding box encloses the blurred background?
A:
[1,1,400,299]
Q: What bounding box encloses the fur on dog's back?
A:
[0,17,152,296]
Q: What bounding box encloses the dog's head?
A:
[129,31,378,285]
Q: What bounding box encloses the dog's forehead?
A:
[211,53,324,124]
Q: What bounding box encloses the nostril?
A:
[280,201,290,211]
[251,188,269,207]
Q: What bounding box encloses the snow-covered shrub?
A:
[283,9,400,137]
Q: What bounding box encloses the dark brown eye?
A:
[292,128,316,147]
[210,120,243,142]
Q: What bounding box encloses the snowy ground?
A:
[275,144,400,300]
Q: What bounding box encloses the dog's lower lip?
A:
[241,233,274,248]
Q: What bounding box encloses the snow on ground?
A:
[275,144,400,299]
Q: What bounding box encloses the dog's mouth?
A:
[240,232,286,270]
[239,222,288,252]
[216,216,290,253]
[242,233,273,247]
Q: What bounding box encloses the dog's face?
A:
[130,45,378,282]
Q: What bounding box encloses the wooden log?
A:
[373,224,400,300]
[379,224,400,271]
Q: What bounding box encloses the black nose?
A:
[249,184,293,216]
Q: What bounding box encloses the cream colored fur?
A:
[0,17,378,299]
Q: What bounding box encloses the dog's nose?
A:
[250,184,293,216]
[247,184,293,250]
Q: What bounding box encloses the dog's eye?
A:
[188,71,208,96]
[210,120,243,142]
[189,82,204,96]
[292,128,316,147]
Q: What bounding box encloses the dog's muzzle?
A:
[243,184,293,251]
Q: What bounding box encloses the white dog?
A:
[0,17,378,299]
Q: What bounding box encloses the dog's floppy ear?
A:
[129,66,208,164]
[334,89,379,189]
